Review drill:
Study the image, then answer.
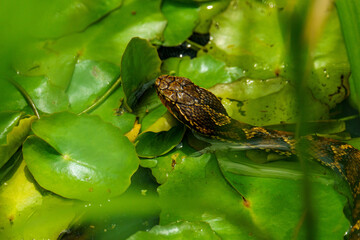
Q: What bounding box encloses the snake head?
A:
[155,75,231,136]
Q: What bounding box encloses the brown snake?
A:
[155,75,360,238]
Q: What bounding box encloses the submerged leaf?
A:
[128,221,221,239]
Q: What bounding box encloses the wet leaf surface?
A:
[23,112,139,201]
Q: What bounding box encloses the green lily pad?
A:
[90,85,136,134]
[0,80,28,113]
[80,0,166,64]
[121,37,162,111]
[162,0,199,46]
[135,125,185,158]
[23,112,139,201]
[202,0,284,79]
[210,78,328,126]
[194,0,230,34]
[140,141,196,184]
[162,55,244,89]
[201,1,349,110]
[67,60,120,113]
[13,75,69,114]
[158,152,350,239]
[0,113,36,168]
[128,221,221,239]
[10,0,166,94]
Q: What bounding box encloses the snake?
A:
[155,74,360,239]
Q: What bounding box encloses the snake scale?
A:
[155,75,360,238]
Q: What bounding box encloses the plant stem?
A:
[10,79,40,119]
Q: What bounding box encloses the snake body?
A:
[155,75,360,238]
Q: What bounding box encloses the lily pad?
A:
[210,78,328,126]
[121,37,162,111]
[162,0,199,46]
[135,125,185,158]
[194,0,230,34]
[0,80,28,113]
[13,75,69,114]
[161,55,244,89]
[0,113,36,168]
[140,140,196,184]
[23,112,139,201]
[158,152,350,240]
[90,85,136,134]
[67,60,120,113]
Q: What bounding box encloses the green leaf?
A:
[13,75,69,114]
[0,80,28,113]
[23,112,139,201]
[9,0,166,92]
[140,141,196,184]
[135,125,185,158]
[209,78,328,126]
[158,152,350,240]
[158,154,258,239]
[162,55,244,89]
[217,152,350,239]
[162,1,199,46]
[67,60,120,113]
[178,55,241,88]
[128,221,221,239]
[0,0,123,40]
[0,112,22,145]
[194,0,230,34]
[202,0,284,79]
[90,85,136,134]
[79,0,166,64]
[0,113,36,168]
[121,37,162,111]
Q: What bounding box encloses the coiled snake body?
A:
[155,75,360,238]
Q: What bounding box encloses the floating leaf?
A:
[158,152,350,239]
[135,125,185,158]
[23,112,139,201]
[67,60,120,113]
[194,0,230,34]
[162,0,199,46]
[210,78,328,126]
[90,85,136,135]
[0,113,36,168]
[0,80,28,113]
[140,141,196,184]
[13,75,69,114]
[121,38,162,110]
